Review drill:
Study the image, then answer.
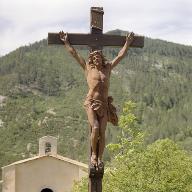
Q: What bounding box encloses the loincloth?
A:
[84,96,118,126]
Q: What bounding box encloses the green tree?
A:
[104,101,192,192]
[104,139,192,192]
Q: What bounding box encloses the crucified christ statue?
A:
[59,31,134,167]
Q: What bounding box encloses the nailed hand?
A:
[126,32,135,44]
[59,31,69,43]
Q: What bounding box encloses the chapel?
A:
[1,136,88,192]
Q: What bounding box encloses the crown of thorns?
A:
[90,50,103,57]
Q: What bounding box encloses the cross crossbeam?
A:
[48,33,144,48]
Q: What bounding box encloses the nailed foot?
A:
[98,159,104,170]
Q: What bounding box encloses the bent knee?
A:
[92,120,99,129]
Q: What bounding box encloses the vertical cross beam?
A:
[89,7,104,192]
[90,7,104,51]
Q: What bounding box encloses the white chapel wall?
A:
[15,157,84,192]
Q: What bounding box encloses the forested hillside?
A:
[0,30,192,179]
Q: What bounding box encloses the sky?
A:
[0,0,191,56]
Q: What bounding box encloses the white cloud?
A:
[0,0,191,56]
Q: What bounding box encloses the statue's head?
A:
[88,50,106,66]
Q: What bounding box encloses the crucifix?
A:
[48,7,144,192]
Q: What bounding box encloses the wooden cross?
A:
[48,7,144,192]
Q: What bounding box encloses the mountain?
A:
[0,30,192,180]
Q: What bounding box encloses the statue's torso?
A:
[85,62,111,102]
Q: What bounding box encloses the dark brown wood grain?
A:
[48,33,144,48]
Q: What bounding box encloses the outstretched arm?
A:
[59,31,86,69]
[111,32,134,69]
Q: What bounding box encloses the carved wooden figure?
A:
[48,7,144,192]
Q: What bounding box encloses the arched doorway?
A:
[41,188,53,192]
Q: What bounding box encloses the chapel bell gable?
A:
[39,136,57,156]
